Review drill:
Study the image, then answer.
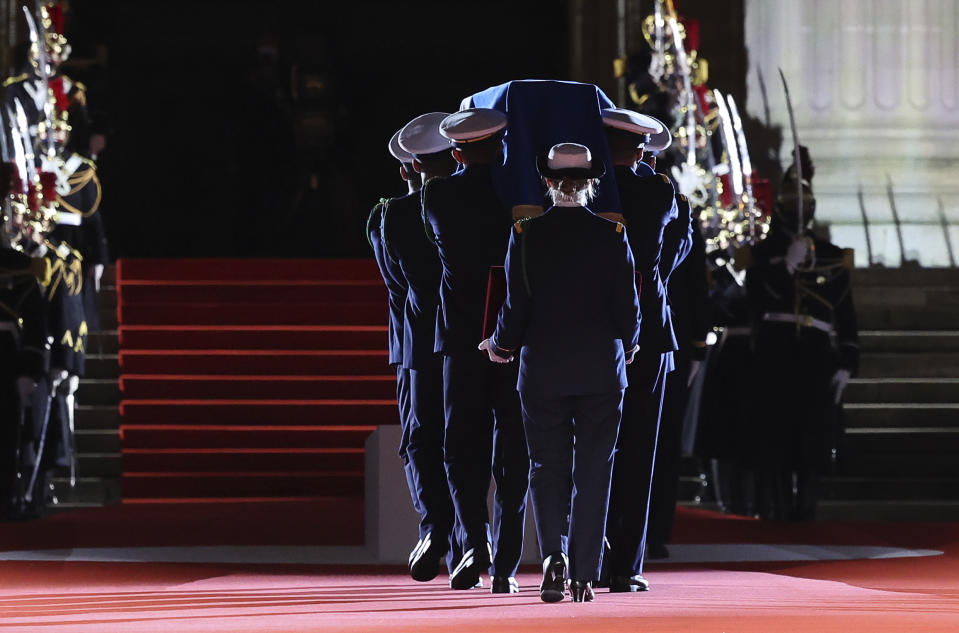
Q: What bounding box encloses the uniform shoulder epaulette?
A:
[677,193,689,205]
[513,216,534,233]
[2,73,28,87]
[658,174,671,186]
[365,198,388,251]
[597,211,626,224]
[78,156,97,170]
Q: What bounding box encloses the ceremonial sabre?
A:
[726,94,758,241]
[22,5,55,161]
[778,69,804,236]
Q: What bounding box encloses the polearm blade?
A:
[885,173,908,265]
[938,197,955,267]
[22,5,54,160]
[778,68,804,235]
[726,94,758,241]
[856,187,874,266]
[13,99,37,186]
[713,89,743,199]
[666,11,697,167]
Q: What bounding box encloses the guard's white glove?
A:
[625,344,639,365]
[16,376,36,403]
[784,237,810,274]
[479,338,512,363]
[830,368,852,404]
[94,264,105,292]
[687,359,702,387]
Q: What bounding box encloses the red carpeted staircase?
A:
[116,258,396,503]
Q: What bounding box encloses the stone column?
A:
[745,0,959,266]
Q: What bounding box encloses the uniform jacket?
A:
[368,198,409,366]
[491,205,641,397]
[746,228,859,373]
[616,164,682,354]
[660,193,695,284]
[665,214,710,359]
[381,189,442,371]
[423,164,512,355]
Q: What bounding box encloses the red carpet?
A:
[1,506,957,632]
[116,258,395,502]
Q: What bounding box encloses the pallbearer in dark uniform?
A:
[601,109,687,592]
[483,143,640,603]
[382,113,459,582]
[0,239,51,519]
[366,129,424,559]
[53,149,108,334]
[647,196,710,557]
[423,109,529,593]
[744,179,858,521]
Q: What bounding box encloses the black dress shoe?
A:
[449,547,488,590]
[569,580,594,603]
[491,576,520,594]
[409,533,443,582]
[540,552,568,603]
[609,574,650,592]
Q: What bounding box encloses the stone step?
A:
[74,452,122,478]
[854,285,959,309]
[858,353,959,378]
[845,379,959,404]
[85,355,119,380]
[78,379,120,406]
[87,331,119,356]
[840,452,959,477]
[48,477,121,509]
[858,331,959,354]
[76,429,120,454]
[816,499,959,522]
[843,404,959,428]
[77,405,120,430]
[844,427,959,452]
[857,307,959,331]
[852,267,959,287]
[820,476,959,501]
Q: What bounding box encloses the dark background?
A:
[54,0,752,259]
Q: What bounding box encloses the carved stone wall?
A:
[745,0,959,266]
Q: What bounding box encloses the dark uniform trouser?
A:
[0,334,19,517]
[606,351,669,577]
[407,360,457,570]
[520,389,623,582]
[443,351,529,577]
[395,366,424,518]
[647,349,692,547]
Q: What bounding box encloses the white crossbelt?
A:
[762,311,833,334]
[56,212,82,226]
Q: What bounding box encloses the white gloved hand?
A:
[625,344,639,365]
[479,338,512,364]
[687,359,702,387]
[94,264,105,292]
[16,376,36,403]
[784,237,810,273]
[830,368,852,404]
